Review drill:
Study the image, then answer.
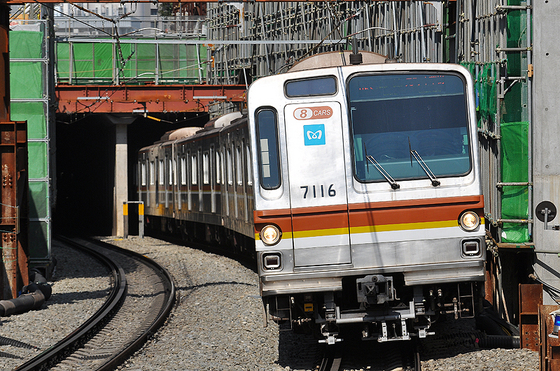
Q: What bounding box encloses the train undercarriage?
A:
[266,275,484,345]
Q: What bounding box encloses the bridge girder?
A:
[56,84,247,114]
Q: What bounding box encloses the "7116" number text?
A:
[300,184,336,199]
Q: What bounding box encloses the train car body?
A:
[138,112,254,251]
[139,53,485,344]
[247,59,485,344]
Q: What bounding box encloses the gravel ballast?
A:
[0,236,540,370]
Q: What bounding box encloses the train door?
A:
[284,102,351,267]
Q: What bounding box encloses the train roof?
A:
[139,111,246,154]
[203,111,244,129]
[288,50,387,72]
[166,127,201,141]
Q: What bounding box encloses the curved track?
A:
[15,236,175,371]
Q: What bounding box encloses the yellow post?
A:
[123,202,129,238]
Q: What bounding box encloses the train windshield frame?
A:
[284,76,337,97]
[255,108,282,190]
[348,72,472,184]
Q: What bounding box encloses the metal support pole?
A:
[139,202,144,238]
[123,201,144,238]
[123,202,128,239]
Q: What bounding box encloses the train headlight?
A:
[459,211,480,231]
[261,225,281,245]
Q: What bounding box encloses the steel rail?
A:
[14,236,176,371]
[14,236,127,371]
[90,238,176,371]
[318,346,342,371]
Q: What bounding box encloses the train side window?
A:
[216,151,222,184]
[227,148,233,186]
[236,145,243,186]
[191,155,198,185]
[256,108,281,190]
[203,151,210,185]
[141,162,147,186]
[159,159,164,185]
[246,143,253,186]
[285,76,337,97]
[210,146,215,186]
[150,161,155,185]
[169,159,174,186]
[181,157,187,185]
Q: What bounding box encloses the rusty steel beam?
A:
[56,84,247,114]
[0,120,28,300]
[1,0,29,300]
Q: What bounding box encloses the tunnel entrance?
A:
[53,112,209,236]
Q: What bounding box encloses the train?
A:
[138,50,486,344]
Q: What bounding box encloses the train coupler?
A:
[319,323,342,345]
[356,274,396,306]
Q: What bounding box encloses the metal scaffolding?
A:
[206,1,446,84]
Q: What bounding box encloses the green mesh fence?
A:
[56,39,207,84]
[461,62,497,128]
[10,28,51,260]
[10,31,43,58]
[462,61,529,244]
[501,121,529,242]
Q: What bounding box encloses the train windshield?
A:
[348,73,471,184]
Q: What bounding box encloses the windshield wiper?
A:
[365,154,400,190]
[409,146,440,187]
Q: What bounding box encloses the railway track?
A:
[318,339,421,371]
[14,236,175,371]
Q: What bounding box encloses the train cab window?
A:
[255,109,281,190]
[348,73,472,183]
[285,76,337,97]
[150,161,155,185]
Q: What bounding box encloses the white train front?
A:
[139,52,486,345]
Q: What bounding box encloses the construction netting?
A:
[56,39,207,84]
[9,25,52,262]
[463,60,529,244]
[500,121,529,242]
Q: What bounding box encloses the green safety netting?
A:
[9,31,43,58]
[56,39,207,84]
[10,62,42,99]
[10,29,51,260]
[462,61,529,244]
[11,102,46,139]
[461,62,497,128]
[501,121,529,243]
